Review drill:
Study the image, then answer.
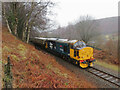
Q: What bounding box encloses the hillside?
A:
[2,26,96,88]
[96,17,118,34]
[46,16,118,39]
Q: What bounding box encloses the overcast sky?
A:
[52,0,119,27]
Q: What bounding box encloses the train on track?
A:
[30,37,95,68]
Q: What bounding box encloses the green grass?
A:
[95,60,118,72]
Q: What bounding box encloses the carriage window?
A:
[64,46,67,52]
[53,43,56,49]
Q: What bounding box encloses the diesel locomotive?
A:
[30,37,95,68]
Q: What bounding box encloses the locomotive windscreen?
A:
[73,41,86,49]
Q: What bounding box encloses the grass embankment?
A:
[2,26,96,88]
[95,60,118,72]
[94,49,119,72]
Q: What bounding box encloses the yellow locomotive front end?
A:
[70,41,95,68]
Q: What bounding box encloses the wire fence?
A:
[3,56,13,88]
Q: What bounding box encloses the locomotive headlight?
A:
[90,57,93,59]
[81,56,84,58]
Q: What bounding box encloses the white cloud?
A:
[53,0,119,27]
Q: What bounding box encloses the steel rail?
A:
[34,44,120,87]
[86,67,120,87]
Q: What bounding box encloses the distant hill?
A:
[96,17,118,35]
[40,16,118,39]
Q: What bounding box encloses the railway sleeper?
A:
[93,71,100,74]
[101,75,108,78]
[105,76,113,80]
[97,73,103,76]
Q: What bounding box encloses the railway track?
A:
[34,44,120,87]
[86,67,120,87]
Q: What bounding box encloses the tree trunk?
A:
[22,21,28,41]
[26,26,31,43]
[13,3,18,36]
[22,2,35,42]
[14,18,18,36]
[2,3,12,34]
[22,30,25,41]
[5,17,12,34]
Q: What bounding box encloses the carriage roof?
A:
[33,37,78,44]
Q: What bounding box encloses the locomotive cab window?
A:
[73,41,86,49]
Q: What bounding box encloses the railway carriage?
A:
[30,37,95,68]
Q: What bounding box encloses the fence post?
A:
[3,56,13,88]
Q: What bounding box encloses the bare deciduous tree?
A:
[2,1,55,43]
[75,15,99,44]
[2,3,12,34]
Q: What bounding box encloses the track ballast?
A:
[86,67,120,87]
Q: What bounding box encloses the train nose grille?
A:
[79,47,93,59]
